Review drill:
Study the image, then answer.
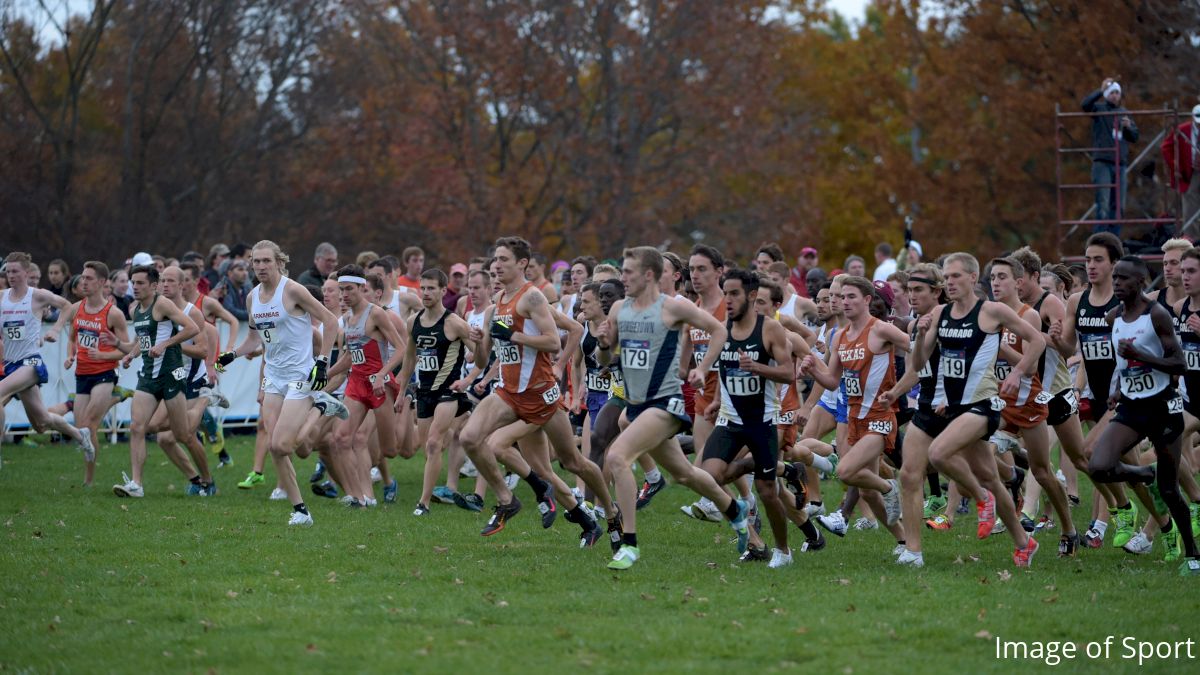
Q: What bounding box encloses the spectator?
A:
[904,241,923,268]
[844,254,866,277]
[151,254,167,273]
[872,242,897,282]
[398,246,424,292]
[1163,104,1200,236]
[755,242,785,272]
[46,259,70,296]
[357,250,380,268]
[229,242,251,261]
[790,246,818,297]
[204,244,230,290]
[444,263,467,310]
[805,267,828,299]
[216,260,252,321]
[27,262,40,287]
[1082,78,1139,232]
[180,251,208,294]
[297,242,338,287]
[108,269,132,317]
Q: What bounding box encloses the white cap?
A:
[1192,104,1200,124]
[130,252,153,267]
[908,241,923,257]
[1104,81,1121,98]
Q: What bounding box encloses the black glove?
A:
[215,351,237,372]
[490,320,514,342]
[308,358,328,391]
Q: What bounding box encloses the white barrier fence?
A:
[4,322,263,435]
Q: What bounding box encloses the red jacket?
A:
[1163,120,1197,193]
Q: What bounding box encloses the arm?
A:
[151,297,200,356]
[1050,293,1081,355]
[908,308,940,373]
[740,320,799,384]
[1123,112,1139,143]
[203,296,239,351]
[370,307,408,380]
[289,282,338,361]
[64,301,81,368]
[394,315,419,400]
[778,313,815,347]
[1081,89,1104,112]
[667,298,727,388]
[987,302,1046,394]
[551,308,583,376]
[471,306,494,369]
[37,289,72,342]
[803,345,842,391]
[93,306,131,362]
[512,289,561,352]
[595,301,620,367]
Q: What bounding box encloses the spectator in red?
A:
[398,246,424,292]
[789,246,818,297]
[443,263,467,310]
[1163,104,1200,236]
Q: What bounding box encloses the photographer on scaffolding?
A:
[1082,78,1139,235]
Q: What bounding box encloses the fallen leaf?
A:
[306,643,318,653]
[975,630,992,639]
[845,604,856,613]
[226,591,238,598]
[977,608,986,622]
[997,570,1012,582]
[640,593,656,601]
[453,578,464,585]
[1044,584,1056,591]
[837,578,851,586]
[705,562,718,569]
[120,505,128,512]
[795,626,809,635]
[731,620,743,629]
[1043,594,1059,604]
[693,611,707,618]
[433,546,448,554]
[496,600,509,608]
[953,556,964,564]
[356,545,366,550]
[968,554,981,562]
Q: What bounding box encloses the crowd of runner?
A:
[3,233,1200,575]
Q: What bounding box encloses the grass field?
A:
[1,433,1198,673]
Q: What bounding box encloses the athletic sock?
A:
[189,475,201,486]
[799,520,819,540]
[1094,520,1109,536]
[811,454,834,474]
[568,506,592,531]
[809,500,823,510]
[782,463,800,481]
[724,500,741,521]
[253,471,264,478]
[622,532,638,548]
[1162,518,1174,533]
[1118,502,1132,511]
[524,470,551,499]
[927,473,942,497]
[294,503,309,515]
[645,467,662,484]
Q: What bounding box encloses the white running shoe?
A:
[269,487,288,501]
[594,504,607,519]
[817,511,848,537]
[370,467,382,483]
[311,390,349,419]
[363,497,378,507]
[691,498,723,522]
[504,472,519,491]
[1123,532,1153,555]
[893,543,907,557]
[804,502,827,517]
[854,517,878,531]
[288,511,314,526]
[199,386,231,409]
[993,519,1008,534]
[341,495,356,505]
[112,472,143,498]
[882,479,902,525]
[768,548,794,569]
[461,458,478,477]
[897,549,925,567]
[77,428,95,463]
[572,487,585,505]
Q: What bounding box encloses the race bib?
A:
[257,321,275,345]
[692,342,708,367]
[620,339,651,370]
[666,397,686,417]
[715,415,729,427]
[497,342,521,365]
[1060,389,1078,410]
[1120,366,1155,395]
[2,320,24,342]
[724,368,761,396]
[867,419,893,435]
[1080,333,1113,361]
[417,348,439,372]
[609,369,624,392]
[776,410,796,425]
[1169,396,1185,415]
[842,369,863,398]
[349,347,366,365]
[77,329,99,349]
[918,360,933,379]
[940,349,966,379]
[22,357,42,367]
[1184,343,1200,371]
[989,396,1007,412]
[1034,390,1053,405]
[585,371,610,391]
[994,360,1012,382]
[137,334,153,352]
[541,383,561,405]
[172,367,188,381]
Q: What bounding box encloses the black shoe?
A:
[1068,494,1081,507]
[454,492,484,512]
[802,530,826,552]
[1058,532,1079,558]
[782,462,808,503]
[739,546,769,562]
[635,476,669,510]
[1020,515,1036,533]
[481,497,522,537]
[1006,466,1026,511]
[580,523,603,548]
[536,490,557,529]
[606,511,624,553]
[309,460,326,484]
[311,480,339,499]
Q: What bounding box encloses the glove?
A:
[308,358,328,391]
[490,320,514,342]
[215,351,237,372]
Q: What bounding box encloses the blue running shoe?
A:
[730,498,750,554]
[309,460,326,484]
[383,480,398,504]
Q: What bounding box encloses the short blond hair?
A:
[943,252,980,276]
[1162,238,1193,254]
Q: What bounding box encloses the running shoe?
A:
[896,549,924,567]
[237,472,264,489]
[461,458,478,477]
[288,511,314,526]
[1036,516,1055,532]
[187,482,204,496]
[922,494,947,520]
[579,523,603,548]
[730,498,751,554]
[1180,558,1200,576]
[1057,532,1079,558]
[1083,525,1104,549]
[198,386,231,409]
[892,543,906,557]
[311,391,349,419]
[817,511,848,537]
[383,480,398,504]
[827,452,839,477]
[1112,504,1138,548]
[481,497,522,536]
[926,514,952,530]
[114,385,135,402]
[269,487,288,501]
[202,480,218,497]
[635,476,669,510]
[606,512,624,554]
[853,517,878,531]
[370,467,382,483]
[976,490,997,539]
[607,544,640,570]
[1163,525,1182,562]
[688,498,723,522]
[1020,515,1037,533]
[768,549,794,569]
[432,486,457,504]
[454,492,484,512]
[992,518,1007,535]
[536,489,558,529]
[1122,532,1152,555]
[739,546,770,562]
[782,462,808,503]
[413,503,430,516]
[800,530,826,552]
[882,479,901,525]
[504,472,519,491]
[1013,536,1039,568]
[311,480,339,499]
[309,461,326,484]
[363,497,378,507]
[112,472,143,498]
[217,453,233,468]
[77,428,95,463]
[804,502,826,518]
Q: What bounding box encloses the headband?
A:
[338,275,367,285]
[908,276,939,287]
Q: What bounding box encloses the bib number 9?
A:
[261,328,273,344]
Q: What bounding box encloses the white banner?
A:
[3,322,264,432]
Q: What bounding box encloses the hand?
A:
[215,351,237,372]
[813,340,826,355]
[64,355,75,370]
[1107,393,1120,410]
[99,329,120,347]
[87,347,104,360]
[703,399,719,422]
[1116,338,1141,360]
[795,405,811,431]
[687,368,705,390]
[799,354,818,376]
[473,381,487,396]
[593,320,610,344]
[999,368,1022,397]
[571,395,584,414]
[1186,315,1200,334]
[149,342,166,358]
[309,359,328,391]
[450,378,469,393]
[737,351,756,373]
[121,354,134,369]
[1120,116,1132,129]
[916,313,933,335]
[1048,319,1063,341]
[43,328,58,343]
[878,388,897,407]
[468,326,485,344]
[490,320,514,342]
[1102,77,1114,89]
[371,374,385,397]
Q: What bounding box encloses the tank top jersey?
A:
[688,298,727,398]
[74,299,117,375]
[933,299,1000,407]
[494,283,555,395]
[837,318,896,420]
[132,296,182,380]
[464,306,491,379]
[412,309,466,393]
[1076,287,1120,401]
[994,305,1042,407]
[617,294,682,405]
[911,318,939,406]
[717,315,780,425]
[1179,298,1200,401]
[1156,290,1180,333]
[772,310,800,414]
[344,305,385,377]
[1031,292,1073,395]
[1112,307,1170,399]
[581,323,610,395]
[250,279,314,381]
[182,301,208,383]
[819,324,841,409]
[1,288,40,363]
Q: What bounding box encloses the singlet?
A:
[344,305,386,377]
[818,324,840,409]
[1032,292,1073,395]
[387,290,405,316]
[494,283,555,394]
[837,318,896,420]
[772,310,800,414]
[994,305,1042,406]
[617,294,681,405]
[688,297,727,399]
[1076,287,1120,402]
[132,296,182,380]
[717,315,780,425]
[933,299,1000,407]
[464,305,491,379]
[1112,306,1170,399]
[413,309,466,393]
[1,288,40,363]
[181,301,208,384]
[1179,298,1200,401]
[250,279,314,380]
[74,298,117,375]
[581,323,610,395]
[1156,290,1180,333]
[911,318,939,407]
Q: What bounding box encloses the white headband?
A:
[338,275,367,285]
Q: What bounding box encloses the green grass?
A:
[1,434,1197,674]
